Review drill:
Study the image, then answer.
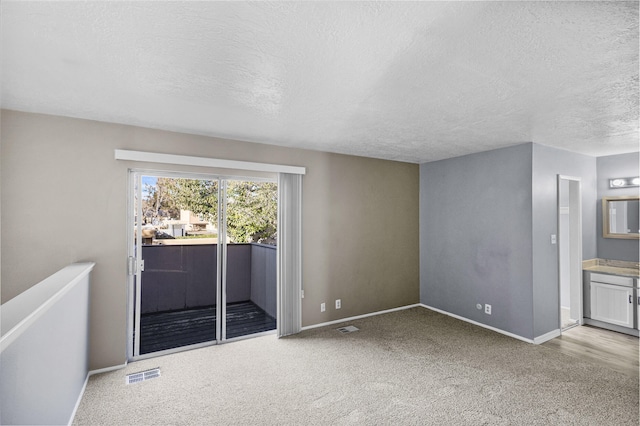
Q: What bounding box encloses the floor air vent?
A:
[126,368,161,385]
[336,325,359,334]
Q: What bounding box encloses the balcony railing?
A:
[138,243,276,352]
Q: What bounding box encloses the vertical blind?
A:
[277,173,303,336]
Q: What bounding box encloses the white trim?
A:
[88,362,128,377]
[1,263,95,352]
[533,329,561,344]
[69,362,128,425]
[68,374,90,426]
[130,168,277,184]
[126,170,136,360]
[572,179,584,326]
[300,304,421,331]
[558,175,582,182]
[557,175,584,332]
[419,304,536,344]
[115,149,306,175]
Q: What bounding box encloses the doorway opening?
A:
[557,175,583,332]
[128,172,278,359]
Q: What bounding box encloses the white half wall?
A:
[0,263,94,425]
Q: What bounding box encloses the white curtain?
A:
[277,173,303,337]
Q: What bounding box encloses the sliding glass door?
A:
[128,172,277,359]
[223,180,278,340]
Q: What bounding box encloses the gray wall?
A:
[420,144,534,339]
[1,110,419,370]
[531,144,597,337]
[596,152,640,262]
[420,143,598,340]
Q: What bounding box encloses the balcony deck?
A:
[140,301,276,354]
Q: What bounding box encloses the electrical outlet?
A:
[336,299,341,309]
[484,304,492,315]
[321,302,326,312]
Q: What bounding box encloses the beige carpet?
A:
[73,307,639,425]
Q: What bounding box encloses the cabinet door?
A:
[590,282,634,328]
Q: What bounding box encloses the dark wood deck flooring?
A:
[140,301,276,354]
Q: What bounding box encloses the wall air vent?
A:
[126,367,161,384]
[336,326,359,334]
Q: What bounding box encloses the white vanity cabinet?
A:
[590,279,634,328]
[584,272,637,334]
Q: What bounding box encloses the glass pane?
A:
[224,180,278,339]
[137,176,219,354]
[609,200,640,234]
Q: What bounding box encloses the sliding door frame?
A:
[219,179,227,342]
[126,168,279,361]
[118,149,306,361]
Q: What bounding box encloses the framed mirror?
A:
[602,196,640,239]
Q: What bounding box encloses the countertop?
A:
[582,258,639,278]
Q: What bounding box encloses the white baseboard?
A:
[68,361,128,426]
[300,303,558,346]
[300,303,421,331]
[419,304,537,344]
[88,361,128,377]
[67,373,90,426]
[533,329,561,344]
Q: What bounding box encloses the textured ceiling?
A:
[1,1,638,163]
